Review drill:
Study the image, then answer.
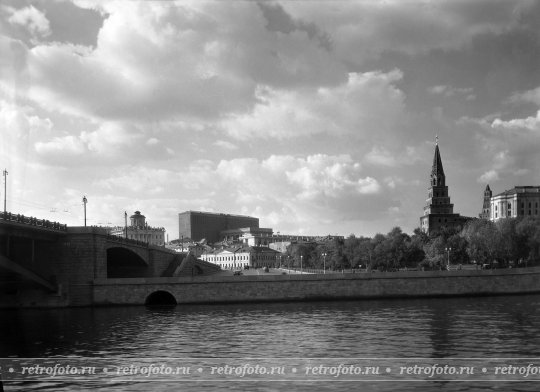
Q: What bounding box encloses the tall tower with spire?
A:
[479,184,492,219]
[420,138,466,234]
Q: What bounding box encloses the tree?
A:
[460,219,500,266]
[516,217,540,265]
[422,236,446,270]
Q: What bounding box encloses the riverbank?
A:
[4,266,540,308]
[93,266,540,307]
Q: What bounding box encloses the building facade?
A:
[178,211,259,243]
[200,245,281,269]
[420,141,468,234]
[109,211,166,246]
[490,186,540,221]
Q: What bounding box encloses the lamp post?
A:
[3,169,8,214]
[445,247,452,270]
[82,196,88,227]
[322,252,327,274]
[300,255,303,274]
[124,211,128,238]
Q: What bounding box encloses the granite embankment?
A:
[93,267,540,306]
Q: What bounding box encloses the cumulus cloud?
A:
[0,99,53,166]
[428,85,475,100]
[213,140,238,150]
[281,0,532,64]
[93,154,396,234]
[222,70,405,140]
[8,5,51,38]
[509,86,540,106]
[35,135,86,157]
[478,170,499,183]
[491,111,540,131]
[10,1,350,124]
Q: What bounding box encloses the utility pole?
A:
[3,169,7,214]
[82,196,87,226]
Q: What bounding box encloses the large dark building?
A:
[420,141,469,234]
[178,211,259,243]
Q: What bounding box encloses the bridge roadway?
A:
[0,212,220,308]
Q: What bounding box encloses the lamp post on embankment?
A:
[82,196,87,227]
[445,247,452,270]
[322,252,327,274]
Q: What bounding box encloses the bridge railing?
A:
[106,233,153,248]
[0,211,67,232]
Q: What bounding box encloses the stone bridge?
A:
[0,212,220,307]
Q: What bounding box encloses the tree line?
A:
[284,217,540,271]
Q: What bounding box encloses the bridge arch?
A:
[145,290,177,306]
[107,247,148,278]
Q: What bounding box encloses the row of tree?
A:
[284,217,540,271]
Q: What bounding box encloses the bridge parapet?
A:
[0,211,67,232]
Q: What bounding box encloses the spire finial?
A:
[435,134,438,146]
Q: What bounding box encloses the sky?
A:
[1,0,540,240]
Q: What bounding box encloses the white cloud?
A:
[478,170,499,183]
[222,70,405,140]
[364,146,398,167]
[213,140,238,150]
[35,135,86,157]
[282,0,531,64]
[8,5,51,38]
[428,85,474,98]
[509,86,540,106]
[90,154,394,234]
[491,111,540,131]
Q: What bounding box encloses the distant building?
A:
[200,245,281,269]
[420,141,469,234]
[489,186,540,221]
[479,184,492,219]
[178,211,259,243]
[109,211,165,246]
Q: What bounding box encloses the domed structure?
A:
[109,211,165,246]
[130,211,146,227]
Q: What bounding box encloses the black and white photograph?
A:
[2,0,540,391]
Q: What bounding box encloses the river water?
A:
[2,294,540,391]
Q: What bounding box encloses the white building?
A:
[200,245,281,270]
[109,211,166,246]
[490,186,540,221]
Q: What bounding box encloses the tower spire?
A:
[431,141,445,183]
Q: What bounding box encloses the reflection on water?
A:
[2,295,540,391]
